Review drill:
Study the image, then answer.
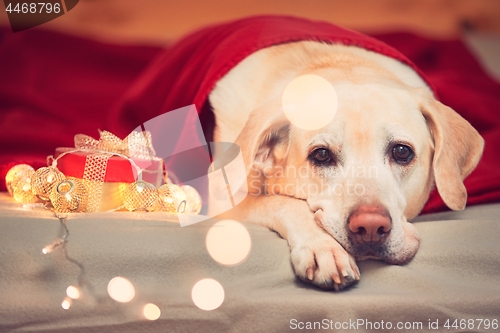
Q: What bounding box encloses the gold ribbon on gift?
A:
[72,130,161,212]
[74,130,157,160]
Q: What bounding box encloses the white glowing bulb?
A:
[42,238,64,254]
[107,277,135,303]
[61,298,72,310]
[143,303,161,320]
[181,185,202,214]
[46,173,54,183]
[66,285,80,300]
[191,278,224,311]
[206,220,251,266]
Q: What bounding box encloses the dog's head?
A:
[232,64,484,264]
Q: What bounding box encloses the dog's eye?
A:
[309,148,333,165]
[392,144,414,165]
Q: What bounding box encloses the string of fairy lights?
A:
[4,132,252,318]
[5,158,200,215]
[4,140,201,314]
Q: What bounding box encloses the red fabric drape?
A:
[1,15,499,214]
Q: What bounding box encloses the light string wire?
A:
[42,214,69,254]
[43,214,96,309]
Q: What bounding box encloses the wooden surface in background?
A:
[1,0,500,44]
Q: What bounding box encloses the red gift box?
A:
[54,148,163,185]
[51,131,164,212]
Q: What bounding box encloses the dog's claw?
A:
[349,256,361,280]
[290,234,360,290]
[343,274,355,285]
[306,267,314,281]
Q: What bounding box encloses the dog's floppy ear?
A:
[208,102,290,200]
[234,102,290,176]
[420,95,484,211]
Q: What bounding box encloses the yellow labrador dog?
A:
[209,41,484,290]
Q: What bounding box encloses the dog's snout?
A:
[348,205,392,244]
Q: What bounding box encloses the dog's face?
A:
[264,79,432,264]
[236,65,483,265]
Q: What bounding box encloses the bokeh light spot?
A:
[206,220,251,266]
[61,297,72,310]
[191,278,224,311]
[107,276,135,303]
[143,303,161,320]
[282,74,338,130]
[66,285,80,300]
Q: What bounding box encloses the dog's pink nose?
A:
[348,205,391,244]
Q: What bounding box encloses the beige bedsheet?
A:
[0,193,499,332]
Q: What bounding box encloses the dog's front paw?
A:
[290,234,360,290]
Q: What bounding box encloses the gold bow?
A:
[74,130,157,160]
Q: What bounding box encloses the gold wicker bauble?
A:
[32,166,66,201]
[122,180,158,212]
[12,175,38,204]
[147,198,164,212]
[50,178,88,213]
[180,185,202,214]
[5,164,35,196]
[157,184,187,213]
